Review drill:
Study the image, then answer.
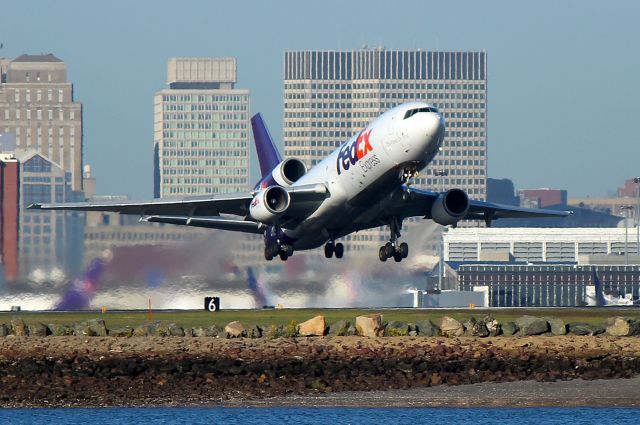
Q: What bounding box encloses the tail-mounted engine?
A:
[271,158,307,186]
[249,186,290,224]
[430,188,470,226]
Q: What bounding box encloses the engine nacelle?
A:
[249,186,290,224]
[430,189,470,226]
[270,158,307,187]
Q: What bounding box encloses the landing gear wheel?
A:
[264,247,274,261]
[283,245,294,256]
[384,244,394,258]
[324,243,334,258]
[399,242,409,259]
[379,246,388,262]
[334,242,344,259]
[393,252,402,262]
[279,252,289,261]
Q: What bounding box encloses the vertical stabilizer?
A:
[592,268,606,306]
[247,267,268,308]
[251,113,282,178]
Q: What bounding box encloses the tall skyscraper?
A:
[283,48,487,251]
[154,57,250,198]
[0,54,83,191]
[284,49,487,196]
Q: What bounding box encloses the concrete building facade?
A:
[444,227,639,263]
[154,57,250,197]
[283,49,487,252]
[0,54,83,191]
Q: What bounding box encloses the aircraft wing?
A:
[28,183,329,228]
[465,199,573,220]
[355,186,572,231]
[28,192,255,217]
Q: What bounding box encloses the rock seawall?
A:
[1,335,639,407]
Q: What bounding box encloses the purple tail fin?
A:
[251,113,282,178]
[592,268,606,306]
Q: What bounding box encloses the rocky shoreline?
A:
[2,335,640,407]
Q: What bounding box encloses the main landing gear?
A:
[264,242,294,261]
[324,241,344,259]
[379,217,409,263]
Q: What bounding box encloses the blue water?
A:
[0,407,638,425]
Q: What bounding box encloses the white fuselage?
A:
[284,102,445,250]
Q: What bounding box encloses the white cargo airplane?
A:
[30,102,571,262]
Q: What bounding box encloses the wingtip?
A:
[27,203,42,210]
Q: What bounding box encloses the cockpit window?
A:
[403,106,439,119]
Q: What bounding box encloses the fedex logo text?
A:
[336,129,373,175]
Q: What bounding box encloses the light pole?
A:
[634,177,640,255]
[432,169,448,291]
[621,205,633,265]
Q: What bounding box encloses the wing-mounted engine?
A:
[249,186,290,224]
[270,158,307,187]
[430,188,470,226]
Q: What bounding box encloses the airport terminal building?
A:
[441,228,640,307]
[451,262,639,307]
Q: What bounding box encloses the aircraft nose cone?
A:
[424,112,445,139]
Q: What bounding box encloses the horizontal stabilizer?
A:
[143,215,264,234]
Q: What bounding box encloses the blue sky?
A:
[2,0,639,199]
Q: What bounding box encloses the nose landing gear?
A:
[379,217,409,262]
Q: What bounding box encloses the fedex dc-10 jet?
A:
[30,102,571,263]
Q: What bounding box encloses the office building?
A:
[0,54,83,191]
[618,178,640,198]
[519,188,567,208]
[570,178,640,225]
[154,57,250,197]
[17,150,84,280]
[486,178,519,206]
[283,48,487,251]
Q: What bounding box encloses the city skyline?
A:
[2,0,639,199]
